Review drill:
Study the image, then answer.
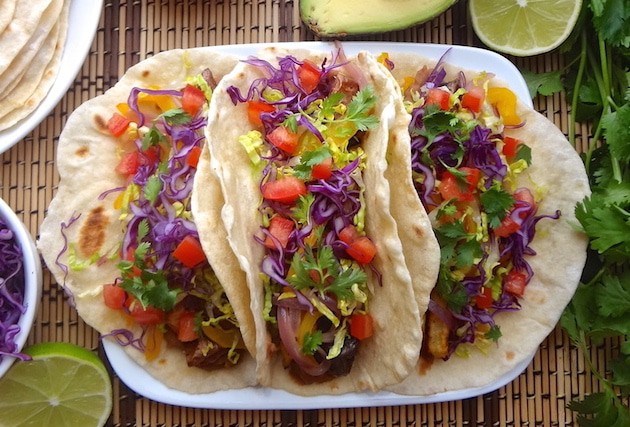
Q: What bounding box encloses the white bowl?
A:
[0,197,43,378]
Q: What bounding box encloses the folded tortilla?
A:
[38,48,257,393]
[383,52,590,395]
[195,47,437,396]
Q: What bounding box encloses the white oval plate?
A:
[103,41,534,409]
[0,0,103,154]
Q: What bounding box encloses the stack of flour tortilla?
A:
[0,0,71,131]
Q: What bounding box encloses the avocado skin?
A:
[300,0,458,37]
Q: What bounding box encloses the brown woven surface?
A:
[0,1,613,425]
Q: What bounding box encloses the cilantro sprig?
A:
[533,2,630,423]
[287,246,367,301]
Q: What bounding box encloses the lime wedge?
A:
[0,342,112,427]
[470,0,582,56]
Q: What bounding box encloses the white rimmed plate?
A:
[0,0,103,154]
[103,41,534,409]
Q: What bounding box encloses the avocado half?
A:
[300,0,458,37]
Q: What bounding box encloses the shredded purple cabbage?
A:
[0,218,31,362]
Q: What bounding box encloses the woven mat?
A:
[0,1,611,425]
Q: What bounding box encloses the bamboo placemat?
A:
[0,1,614,425]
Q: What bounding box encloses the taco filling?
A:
[227,52,381,383]
[64,71,246,369]
[390,54,560,361]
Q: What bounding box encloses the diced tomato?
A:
[346,237,378,264]
[116,151,140,177]
[267,126,300,155]
[181,84,206,117]
[438,171,474,203]
[459,167,482,191]
[141,145,161,165]
[107,112,132,137]
[350,313,374,340]
[339,224,360,245]
[494,215,520,238]
[461,86,485,113]
[475,286,494,310]
[177,311,199,342]
[339,224,377,264]
[504,270,528,297]
[261,176,307,204]
[425,88,450,110]
[311,157,333,180]
[247,100,275,127]
[264,216,295,249]
[172,235,206,269]
[186,146,202,168]
[127,300,165,326]
[103,284,127,310]
[297,60,321,94]
[502,136,520,158]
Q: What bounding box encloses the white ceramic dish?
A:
[0,0,103,154]
[103,41,534,409]
[0,198,43,379]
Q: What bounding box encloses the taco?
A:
[377,51,590,395]
[194,46,438,395]
[38,48,257,393]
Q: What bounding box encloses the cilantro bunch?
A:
[525,1,630,424]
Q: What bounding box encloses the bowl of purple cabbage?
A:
[0,197,42,378]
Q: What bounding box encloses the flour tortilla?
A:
[197,47,433,396]
[0,0,61,95]
[383,52,590,395]
[38,48,258,393]
[0,0,17,34]
[0,0,55,76]
[0,0,68,131]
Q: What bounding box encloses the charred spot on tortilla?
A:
[413,225,425,238]
[93,113,108,133]
[78,206,109,257]
[142,70,150,78]
[75,146,90,157]
[505,351,515,361]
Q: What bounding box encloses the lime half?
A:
[470,0,582,56]
[0,342,112,427]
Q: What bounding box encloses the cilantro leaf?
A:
[602,104,630,162]
[485,325,502,343]
[516,144,532,165]
[161,108,191,125]
[293,147,331,180]
[345,86,379,131]
[120,271,179,311]
[596,273,630,318]
[591,0,630,47]
[282,114,299,133]
[521,70,564,98]
[292,193,315,225]
[575,195,630,253]
[142,126,165,149]
[301,331,323,355]
[320,92,344,118]
[480,187,514,228]
[455,239,483,269]
[286,245,366,302]
[328,266,367,300]
[144,175,163,204]
[436,270,469,313]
